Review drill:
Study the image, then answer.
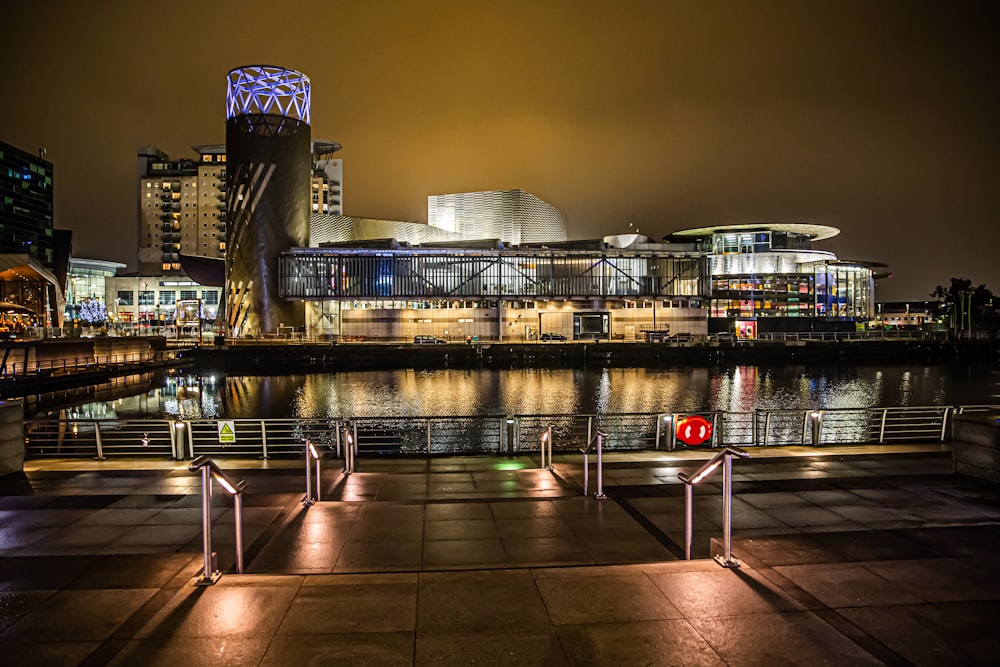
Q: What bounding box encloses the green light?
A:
[494,461,526,471]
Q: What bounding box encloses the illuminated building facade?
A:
[137,145,228,275]
[669,223,881,337]
[106,275,221,328]
[428,189,567,244]
[278,243,709,341]
[0,141,55,268]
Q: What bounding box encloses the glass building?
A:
[669,224,882,338]
[279,244,709,341]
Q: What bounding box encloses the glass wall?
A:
[280,249,709,300]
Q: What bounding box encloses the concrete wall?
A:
[0,399,24,477]
[953,413,1000,483]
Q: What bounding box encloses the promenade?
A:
[2,445,999,665]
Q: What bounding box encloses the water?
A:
[44,363,1000,421]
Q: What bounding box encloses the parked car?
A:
[414,335,446,344]
[540,332,568,341]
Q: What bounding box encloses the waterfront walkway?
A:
[2,446,999,665]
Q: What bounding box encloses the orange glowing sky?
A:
[2,0,997,300]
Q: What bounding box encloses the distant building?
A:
[0,141,55,268]
[667,223,886,337]
[137,141,343,276]
[106,275,221,328]
[428,189,567,245]
[309,189,567,250]
[875,301,936,329]
[65,258,126,322]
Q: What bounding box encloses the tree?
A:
[78,298,107,326]
[930,278,994,332]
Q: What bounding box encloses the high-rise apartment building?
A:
[137,142,342,277]
[0,140,56,268]
[137,145,228,275]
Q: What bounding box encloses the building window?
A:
[202,290,219,305]
[138,290,155,306]
[179,289,198,300]
[158,290,175,305]
[117,290,134,306]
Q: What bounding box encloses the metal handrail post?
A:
[314,446,322,502]
[233,491,244,574]
[261,420,269,459]
[655,414,661,450]
[684,482,693,560]
[304,440,315,506]
[187,421,194,458]
[879,408,888,443]
[714,452,740,568]
[546,425,552,470]
[595,431,606,500]
[581,449,589,495]
[94,421,105,460]
[169,420,178,459]
[196,464,219,584]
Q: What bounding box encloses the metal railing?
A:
[0,349,183,377]
[188,456,246,585]
[23,404,997,460]
[678,447,750,565]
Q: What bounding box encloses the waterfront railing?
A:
[22,404,998,460]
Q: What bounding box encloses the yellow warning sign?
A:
[217,421,236,444]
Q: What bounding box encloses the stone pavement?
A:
[1,446,999,665]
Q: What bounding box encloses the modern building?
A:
[667,223,884,337]
[62,258,221,331]
[427,189,567,244]
[105,274,221,330]
[64,258,126,324]
[278,238,709,341]
[309,189,567,252]
[1,141,56,269]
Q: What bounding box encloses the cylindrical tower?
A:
[225,65,311,337]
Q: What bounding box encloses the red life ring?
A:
[676,415,713,445]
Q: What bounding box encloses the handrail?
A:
[188,456,247,584]
[303,439,322,505]
[678,447,749,567]
[579,430,608,499]
[539,426,553,471]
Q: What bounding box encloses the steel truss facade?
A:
[278,248,708,300]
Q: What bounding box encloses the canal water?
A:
[43,363,1000,421]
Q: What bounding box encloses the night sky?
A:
[2,1,997,301]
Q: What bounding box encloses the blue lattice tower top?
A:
[226,65,310,125]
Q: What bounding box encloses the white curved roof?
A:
[671,223,840,241]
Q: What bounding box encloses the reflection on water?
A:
[40,363,999,422]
